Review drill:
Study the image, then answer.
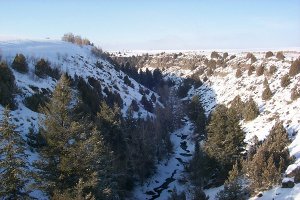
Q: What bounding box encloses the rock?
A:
[282,180,295,188]
[257,192,263,197]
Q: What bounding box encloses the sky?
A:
[0,0,300,50]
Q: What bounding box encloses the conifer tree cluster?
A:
[0,107,31,199]
[244,121,291,194]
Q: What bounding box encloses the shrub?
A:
[207,59,217,70]
[256,65,265,76]
[129,99,139,112]
[262,82,272,100]
[280,74,291,87]
[269,65,277,75]
[223,52,229,59]
[235,68,242,78]
[24,92,49,112]
[276,52,285,60]
[248,65,255,76]
[289,59,300,77]
[265,51,274,58]
[35,59,50,78]
[123,75,132,87]
[243,97,259,121]
[229,55,236,60]
[246,53,257,63]
[291,86,300,101]
[11,54,28,73]
[62,33,91,46]
[207,67,213,76]
[211,51,220,59]
[91,47,104,58]
[0,62,16,107]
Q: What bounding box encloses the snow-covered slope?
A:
[121,50,300,199]
[0,39,160,137]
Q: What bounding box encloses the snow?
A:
[132,117,195,200]
[134,50,300,199]
[249,183,300,200]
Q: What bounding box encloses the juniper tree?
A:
[0,107,31,199]
[262,80,272,100]
[205,105,245,177]
[243,97,259,121]
[35,75,110,198]
[216,162,245,200]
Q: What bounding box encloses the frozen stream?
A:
[132,117,195,199]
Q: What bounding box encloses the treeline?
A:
[62,33,92,46]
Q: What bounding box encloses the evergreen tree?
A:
[216,162,245,200]
[205,105,245,177]
[11,54,28,73]
[187,96,206,138]
[35,75,109,198]
[243,97,259,121]
[230,95,244,120]
[262,80,272,101]
[0,62,16,107]
[0,107,31,199]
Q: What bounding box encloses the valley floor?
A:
[132,117,195,200]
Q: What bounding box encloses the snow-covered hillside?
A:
[115,50,300,199]
[0,39,160,134]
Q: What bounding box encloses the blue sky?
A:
[1,0,299,50]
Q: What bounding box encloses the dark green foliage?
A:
[205,105,245,178]
[192,186,209,200]
[168,187,186,200]
[230,95,244,120]
[0,107,31,199]
[11,54,28,73]
[24,91,50,112]
[243,97,259,121]
[34,75,110,198]
[190,141,212,186]
[281,74,291,87]
[77,77,103,116]
[289,59,300,77]
[265,51,274,58]
[276,52,285,60]
[124,75,132,87]
[216,162,245,200]
[177,78,200,98]
[141,94,153,113]
[245,121,291,193]
[0,62,16,107]
[35,58,60,79]
[129,99,139,112]
[262,80,273,100]
[187,96,206,138]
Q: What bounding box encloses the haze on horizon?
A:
[1,0,300,51]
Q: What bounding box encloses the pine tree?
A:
[262,156,280,189]
[216,162,245,200]
[187,96,206,138]
[205,105,245,177]
[230,95,244,120]
[0,107,31,199]
[243,97,259,121]
[35,75,108,198]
